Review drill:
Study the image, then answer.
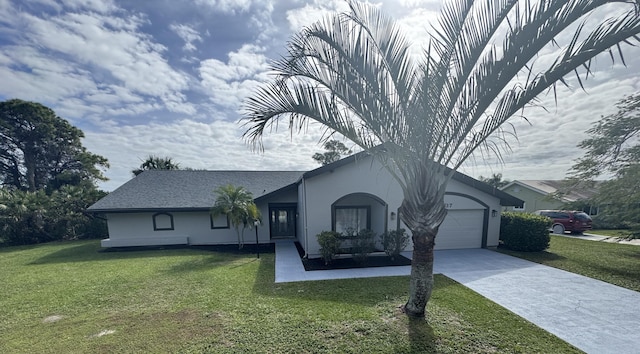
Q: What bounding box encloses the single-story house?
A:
[88,152,523,258]
[500,180,599,214]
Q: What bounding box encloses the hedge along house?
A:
[88,151,523,257]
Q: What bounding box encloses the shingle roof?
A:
[90,151,524,212]
[88,170,305,212]
[501,180,600,202]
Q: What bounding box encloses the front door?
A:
[269,204,296,239]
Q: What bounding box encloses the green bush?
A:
[351,229,376,265]
[317,231,342,265]
[381,228,410,260]
[0,186,107,247]
[500,212,551,252]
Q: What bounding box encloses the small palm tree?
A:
[211,184,261,249]
[132,155,181,176]
[243,1,640,317]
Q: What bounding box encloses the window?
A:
[334,206,370,235]
[210,213,230,229]
[153,213,174,231]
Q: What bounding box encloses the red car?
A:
[534,210,593,234]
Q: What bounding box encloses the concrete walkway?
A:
[275,242,640,354]
[559,232,640,246]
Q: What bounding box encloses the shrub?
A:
[0,186,107,247]
[317,231,341,265]
[500,212,551,252]
[381,228,410,260]
[351,229,376,264]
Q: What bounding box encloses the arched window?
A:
[153,212,174,231]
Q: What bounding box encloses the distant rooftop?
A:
[502,180,599,202]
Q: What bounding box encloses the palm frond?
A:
[243,3,418,159]
[242,0,640,187]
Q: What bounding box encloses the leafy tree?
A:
[132,155,182,176]
[0,99,108,192]
[568,93,640,235]
[243,1,640,317]
[312,140,353,165]
[211,184,261,249]
[479,173,509,189]
[0,186,107,246]
[570,93,640,179]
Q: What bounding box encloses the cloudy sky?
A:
[1,0,639,191]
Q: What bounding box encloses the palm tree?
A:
[242,1,640,317]
[132,155,181,176]
[211,184,261,249]
[479,173,509,189]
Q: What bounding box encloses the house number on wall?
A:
[444,203,453,209]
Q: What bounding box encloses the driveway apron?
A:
[435,249,640,354]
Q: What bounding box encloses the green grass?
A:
[0,240,580,353]
[499,235,640,292]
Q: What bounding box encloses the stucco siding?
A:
[102,209,272,247]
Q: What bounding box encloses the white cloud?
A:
[0,1,195,117]
[285,0,350,32]
[60,0,117,13]
[170,23,203,52]
[194,0,253,14]
[199,44,269,110]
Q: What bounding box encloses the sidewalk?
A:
[557,232,640,245]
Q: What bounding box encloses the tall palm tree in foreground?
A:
[243,0,640,317]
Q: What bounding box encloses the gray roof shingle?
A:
[88,170,305,212]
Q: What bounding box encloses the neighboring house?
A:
[500,180,599,214]
[88,152,523,258]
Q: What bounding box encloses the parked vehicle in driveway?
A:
[533,210,593,234]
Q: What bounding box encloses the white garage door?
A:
[434,209,484,250]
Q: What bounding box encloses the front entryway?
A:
[269,204,296,239]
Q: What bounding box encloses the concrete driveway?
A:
[434,249,640,354]
[275,243,640,354]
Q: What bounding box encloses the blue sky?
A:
[1,0,639,191]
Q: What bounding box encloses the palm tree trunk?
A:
[399,161,448,318]
[403,229,437,317]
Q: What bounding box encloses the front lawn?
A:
[0,240,579,353]
[499,235,640,292]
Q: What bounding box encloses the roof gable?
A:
[303,150,523,207]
